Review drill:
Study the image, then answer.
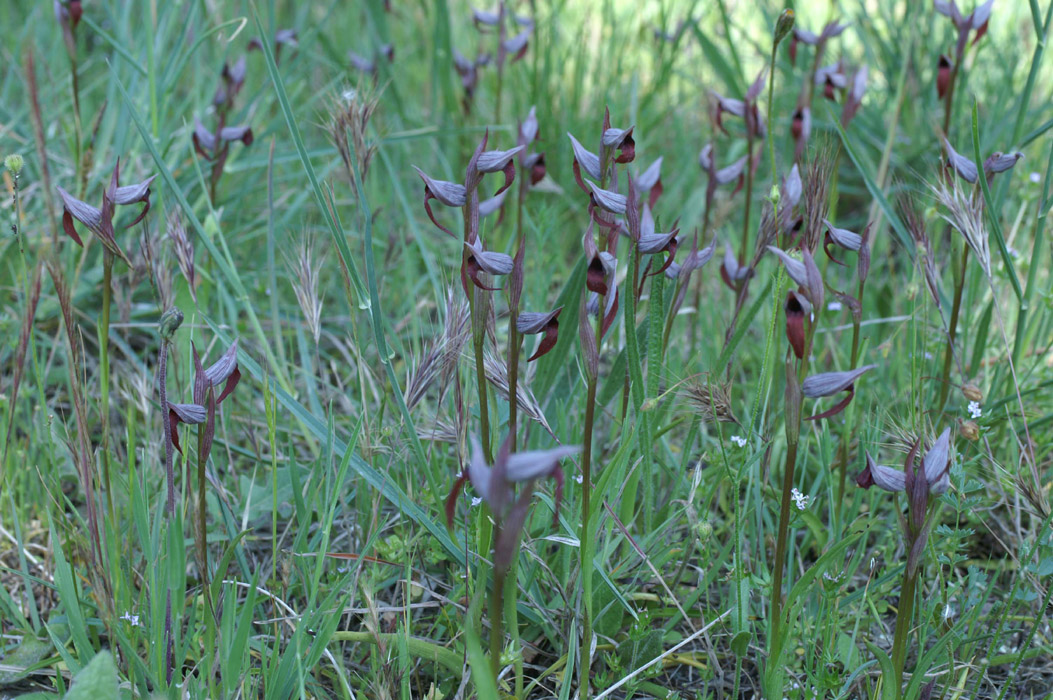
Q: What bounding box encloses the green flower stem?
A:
[99,252,115,519]
[770,319,816,644]
[490,554,507,683]
[579,360,598,700]
[890,566,919,699]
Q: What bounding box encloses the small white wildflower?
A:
[730,435,747,448]
[943,604,954,620]
[574,474,584,485]
[1030,172,1041,184]
[342,89,358,104]
[827,301,843,311]
[924,351,934,360]
[470,496,482,508]
[120,612,141,627]
[1007,246,1020,259]
[791,487,809,510]
[968,400,982,419]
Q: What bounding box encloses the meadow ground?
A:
[1,1,1052,699]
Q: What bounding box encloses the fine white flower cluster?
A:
[120,612,141,627]
[968,401,982,419]
[730,435,748,448]
[791,488,810,510]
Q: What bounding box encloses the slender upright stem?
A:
[769,428,798,637]
[508,176,528,451]
[579,365,598,700]
[494,1,506,126]
[621,248,641,419]
[937,243,970,410]
[738,137,755,266]
[470,289,493,464]
[890,566,919,699]
[489,558,507,683]
[158,335,175,683]
[942,61,960,136]
[837,276,867,508]
[100,253,114,518]
[771,322,814,643]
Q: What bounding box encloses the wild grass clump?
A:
[1,1,1051,699]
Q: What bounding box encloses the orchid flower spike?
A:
[445,434,579,531]
[167,340,241,454]
[57,159,156,264]
[192,116,254,161]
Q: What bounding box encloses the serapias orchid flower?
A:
[856,427,953,573]
[567,107,635,193]
[942,138,1022,184]
[711,69,767,140]
[167,340,241,454]
[801,364,877,420]
[445,434,579,531]
[192,116,254,161]
[57,159,156,264]
[767,245,824,310]
[788,19,848,65]
[517,306,562,361]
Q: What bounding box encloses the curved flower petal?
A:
[802,364,877,398]
[943,138,979,183]
[857,452,906,492]
[568,132,602,181]
[506,445,580,482]
[587,181,627,214]
[922,427,952,492]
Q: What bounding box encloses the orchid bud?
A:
[159,307,184,341]
[773,9,795,48]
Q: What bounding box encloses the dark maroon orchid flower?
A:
[942,138,1023,184]
[788,19,848,65]
[567,108,635,193]
[57,160,155,264]
[445,434,578,538]
[857,428,953,574]
[213,56,247,109]
[517,306,562,361]
[711,70,767,140]
[167,340,241,454]
[801,364,876,420]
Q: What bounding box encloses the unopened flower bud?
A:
[960,419,980,442]
[769,183,781,207]
[694,520,713,542]
[4,154,24,175]
[962,383,983,403]
[641,398,658,412]
[774,9,795,48]
[159,307,184,341]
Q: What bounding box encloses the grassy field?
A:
[1,0,1052,698]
